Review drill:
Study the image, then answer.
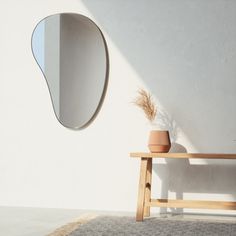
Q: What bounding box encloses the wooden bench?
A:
[130,152,236,221]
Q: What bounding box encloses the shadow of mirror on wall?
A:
[31,13,109,130]
[81,0,236,152]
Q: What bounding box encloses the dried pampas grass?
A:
[133,89,157,122]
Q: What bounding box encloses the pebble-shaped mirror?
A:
[31,13,109,129]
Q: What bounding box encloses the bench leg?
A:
[144,159,152,217]
[136,158,148,221]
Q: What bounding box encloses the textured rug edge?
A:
[46,214,236,236]
[46,214,98,236]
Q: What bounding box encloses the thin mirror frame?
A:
[31,12,109,130]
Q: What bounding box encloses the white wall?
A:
[1,0,236,214]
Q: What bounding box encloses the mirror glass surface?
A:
[32,13,109,129]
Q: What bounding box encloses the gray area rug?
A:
[67,216,236,236]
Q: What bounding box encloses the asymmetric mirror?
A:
[32,13,109,129]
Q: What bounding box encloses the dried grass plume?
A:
[133,89,157,122]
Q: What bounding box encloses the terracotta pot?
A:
[148,130,171,153]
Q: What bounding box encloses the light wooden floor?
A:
[0,207,235,236]
[0,207,133,236]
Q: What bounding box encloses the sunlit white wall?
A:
[0,0,236,215]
